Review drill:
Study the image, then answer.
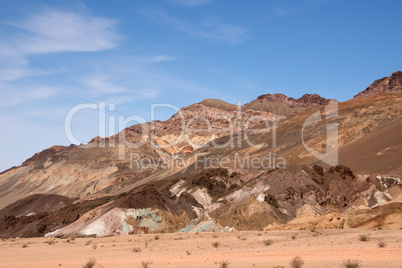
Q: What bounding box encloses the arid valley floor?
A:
[0,230,401,268]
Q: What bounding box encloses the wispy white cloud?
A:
[0,9,121,82]
[147,55,175,63]
[0,83,57,107]
[168,0,214,6]
[6,10,121,54]
[84,76,128,94]
[142,9,249,45]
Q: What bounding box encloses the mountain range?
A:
[0,71,401,238]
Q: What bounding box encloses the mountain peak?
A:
[354,71,402,98]
[198,98,238,111]
[244,92,336,115]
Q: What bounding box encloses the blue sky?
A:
[0,0,401,171]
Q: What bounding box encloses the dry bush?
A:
[378,241,387,248]
[141,259,153,268]
[263,239,274,246]
[290,256,304,268]
[22,243,27,248]
[291,235,297,240]
[212,242,221,248]
[219,260,230,268]
[92,244,97,249]
[133,247,141,252]
[82,258,97,268]
[154,235,160,240]
[341,259,360,268]
[45,240,56,245]
[359,234,369,241]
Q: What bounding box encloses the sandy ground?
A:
[0,229,401,268]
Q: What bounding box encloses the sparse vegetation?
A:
[92,244,97,249]
[263,239,274,246]
[212,242,221,248]
[45,240,56,245]
[291,234,297,240]
[378,241,387,248]
[290,256,304,268]
[141,259,153,268]
[82,258,97,268]
[219,260,230,268]
[359,234,369,241]
[341,259,360,268]
[154,235,160,240]
[22,243,27,248]
[85,240,92,246]
[66,239,70,243]
[133,247,141,252]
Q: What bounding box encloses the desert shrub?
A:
[92,244,97,249]
[220,260,230,268]
[141,259,153,268]
[66,239,70,243]
[290,256,304,268]
[154,235,160,240]
[82,258,97,268]
[45,240,56,245]
[378,241,387,248]
[133,247,141,252]
[359,234,368,241]
[291,235,297,240]
[22,243,27,248]
[263,239,274,246]
[341,259,360,268]
[212,242,220,248]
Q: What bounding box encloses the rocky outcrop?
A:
[243,93,337,115]
[354,71,402,98]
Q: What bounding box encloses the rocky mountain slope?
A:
[0,71,401,238]
[354,71,402,98]
[243,93,337,115]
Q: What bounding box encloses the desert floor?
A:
[0,229,401,268]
